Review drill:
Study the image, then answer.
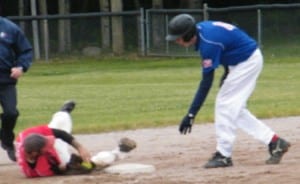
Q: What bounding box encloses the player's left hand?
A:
[179,114,194,134]
[10,67,23,79]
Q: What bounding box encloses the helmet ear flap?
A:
[183,26,196,42]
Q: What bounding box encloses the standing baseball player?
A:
[166,14,290,168]
[15,101,136,177]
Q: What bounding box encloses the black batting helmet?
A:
[166,14,196,42]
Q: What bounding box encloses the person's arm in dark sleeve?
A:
[188,69,214,116]
[219,65,229,87]
[51,128,91,162]
[13,27,33,72]
[51,128,74,144]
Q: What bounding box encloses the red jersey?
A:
[16,125,62,177]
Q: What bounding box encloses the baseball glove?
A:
[118,137,137,152]
[65,154,95,175]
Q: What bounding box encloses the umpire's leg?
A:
[0,85,19,161]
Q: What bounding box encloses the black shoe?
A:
[7,147,16,162]
[266,137,290,164]
[204,152,233,169]
[60,100,76,113]
[2,144,16,162]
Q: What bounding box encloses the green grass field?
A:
[15,56,300,134]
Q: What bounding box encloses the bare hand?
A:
[72,139,91,162]
[10,67,23,79]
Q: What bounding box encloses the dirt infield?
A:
[0,116,299,184]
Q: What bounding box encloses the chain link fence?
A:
[146,3,300,57]
[8,10,143,61]
[7,4,300,60]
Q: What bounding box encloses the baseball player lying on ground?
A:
[15,101,136,177]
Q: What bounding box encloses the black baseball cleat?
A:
[6,147,16,162]
[266,137,290,164]
[2,144,16,162]
[204,151,233,168]
[60,100,76,113]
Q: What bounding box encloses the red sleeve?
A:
[18,154,57,178]
[32,155,56,177]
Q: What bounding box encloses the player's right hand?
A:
[179,114,194,134]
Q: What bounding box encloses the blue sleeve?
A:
[188,69,214,116]
[12,26,33,72]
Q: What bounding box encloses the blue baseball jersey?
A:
[187,21,258,116]
[0,17,32,84]
[195,21,257,73]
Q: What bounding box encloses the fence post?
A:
[165,14,169,54]
[140,8,146,56]
[257,9,262,48]
[18,0,25,30]
[203,3,209,20]
[145,10,150,56]
[30,0,41,60]
[39,0,49,62]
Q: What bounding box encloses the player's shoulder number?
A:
[212,22,235,31]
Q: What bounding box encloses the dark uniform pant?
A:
[0,85,19,148]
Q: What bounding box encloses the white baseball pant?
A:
[48,111,73,166]
[47,111,124,167]
[215,49,275,157]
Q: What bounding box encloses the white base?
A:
[104,163,155,174]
